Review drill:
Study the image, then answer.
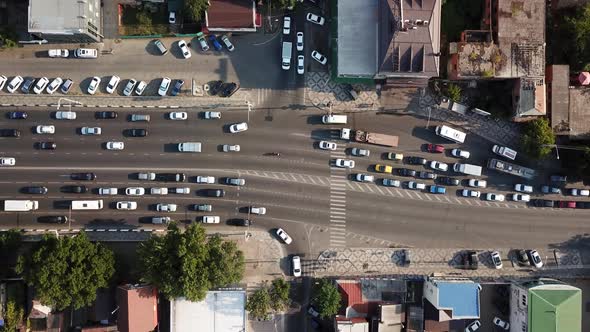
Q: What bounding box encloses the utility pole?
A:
[57,97,82,111]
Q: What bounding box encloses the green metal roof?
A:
[529,286,581,332]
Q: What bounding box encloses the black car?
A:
[8,111,27,119]
[407,156,427,165]
[209,80,223,95]
[37,215,68,223]
[156,173,186,182]
[439,177,460,186]
[418,171,436,180]
[171,79,184,96]
[515,249,529,266]
[236,219,253,226]
[95,111,118,119]
[0,129,20,137]
[62,185,88,193]
[219,82,239,97]
[38,142,57,150]
[127,129,148,137]
[398,168,416,177]
[550,174,567,183]
[532,199,554,207]
[463,250,478,270]
[23,186,48,195]
[576,201,590,209]
[21,77,35,93]
[206,189,225,197]
[71,173,96,181]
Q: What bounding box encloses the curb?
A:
[1,228,165,233]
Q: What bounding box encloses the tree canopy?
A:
[245,278,291,320]
[312,279,341,319]
[269,278,290,312]
[185,0,209,22]
[138,223,245,301]
[521,118,555,159]
[245,287,271,320]
[16,232,115,311]
[561,4,590,70]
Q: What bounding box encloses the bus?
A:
[71,200,103,210]
[435,125,466,143]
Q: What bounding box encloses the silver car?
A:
[123,79,137,96]
[226,177,245,186]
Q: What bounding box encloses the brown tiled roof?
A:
[116,285,158,332]
[206,0,255,30]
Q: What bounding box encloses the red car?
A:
[427,144,445,153]
[559,201,576,209]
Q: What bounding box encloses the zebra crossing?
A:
[329,134,348,247]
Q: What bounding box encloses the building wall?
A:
[423,280,439,310]
[509,284,529,332]
[28,0,101,43]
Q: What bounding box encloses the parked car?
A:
[512,194,530,202]
[515,249,529,266]
[194,204,213,211]
[306,13,325,25]
[156,203,177,212]
[429,161,448,171]
[418,171,437,180]
[170,187,190,194]
[46,77,63,94]
[550,174,567,182]
[168,111,187,120]
[319,141,337,150]
[135,81,147,95]
[95,111,117,119]
[514,184,533,193]
[292,256,302,277]
[55,111,76,120]
[386,152,404,161]
[311,50,327,65]
[151,187,168,195]
[171,80,184,96]
[99,188,118,195]
[220,35,235,51]
[485,193,505,202]
[204,111,221,119]
[398,168,416,177]
[335,159,355,168]
[6,76,23,93]
[451,148,470,159]
[429,185,446,194]
[297,55,305,75]
[463,250,478,270]
[205,189,225,197]
[229,122,248,133]
[0,75,5,90]
[209,35,223,51]
[355,173,374,182]
[276,228,292,244]
[465,320,481,332]
[528,250,543,268]
[88,76,101,94]
[196,176,215,184]
[125,187,145,196]
[541,185,561,194]
[283,16,291,34]
[196,32,209,51]
[158,77,171,96]
[156,173,186,182]
[569,188,590,196]
[532,199,554,207]
[296,32,304,51]
[468,179,487,188]
[178,40,192,59]
[407,156,427,165]
[106,75,120,94]
[492,317,509,330]
[407,181,425,190]
[168,11,176,24]
[60,79,73,94]
[201,216,220,224]
[8,111,27,119]
[439,177,460,186]
[382,179,401,187]
[20,77,34,93]
[427,144,444,153]
[250,206,267,215]
[219,82,239,97]
[490,251,503,269]
[558,201,576,208]
[375,164,393,173]
[123,79,137,96]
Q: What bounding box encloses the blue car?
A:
[8,111,27,119]
[209,35,222,51]
[171,79,184,96]
[429,185,446,194]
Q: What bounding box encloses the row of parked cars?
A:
[153,34,234,57]
[0,75,74,94]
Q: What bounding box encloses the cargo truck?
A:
[4,200,39,211]
[281,42,292,70]
[453,163,483,176]
[492,145,517,160]
[178,142,202,152]
[435,125,466,143]
[340,128,399,147]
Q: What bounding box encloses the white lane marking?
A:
[330,198,346,203]
[464,199,473,205]
[330,211,346,215]
[424,194,433,201]
[330,223,346,228]
[330,219,346,223]
[330,207,346,211]
[331,203,346,207]
[364,185,376,193]
[444,196,452,203]
[330,215,346,219]
[404,191,413,198]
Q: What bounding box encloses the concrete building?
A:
[422,278,481,321]
[170,290,246,332]
[28,0,102,43]
[205,0,260,32]
[116,284,158,332]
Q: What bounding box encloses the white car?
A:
[226,178,245,186]
[462,189,481,198]
[36,125,55,134]
[196,176,216,184]
[335,159,355,168]
[135,81,147,95]
[152,216,171,224]
[306,13,325,25]
[311,50,327,65]
[319,141,337,150]
[6,76,23,93]
[106,75,120,94]
[492,317,509,330]
[81,127,102,135]
[46,77,63,94]
[158,77,171,96]
[512,193,530,202]
[0,157,15,166]
[451,148,470,159]
[171,187,190,194]
[116,201,137,210]
[276,228,292,244]
[204,111,221,119]
[88,76,101,94]
[151,187,169,195]
[99,188,118,195]
[178,40,192,59]
[126,187,145,196]
[223,144,240,152]
[485,193,505,202]
[250,206,267,215]
[296,32,304,51]
[33,77,49,94]
[514,184,533,193]
[283,16,291,34]
[0,75,6,90]
[529,250,543,268]
[570,188,590,196]
[382,179,401,187]
[292,256,302,277]
[465,320,481,332]
[407,181,426,190]
[229,122,248,133]
[355,174,374,182]
[297,55,305,75]
[221,35,235,51]
[123,79,137,96]
[106,142,124,150]
[48,49,69,58]
[55,111,76,120]
[429,161,448,172]
[169,111,188,120]
[169,11,176,24]
[468,179,487,188]
[138,172,156,181]
[157,203,177,212]
[201,215,220,224]
[490,251,503,269]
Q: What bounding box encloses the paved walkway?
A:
[305,72,380,111]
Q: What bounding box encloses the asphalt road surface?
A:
[0,107,585,251]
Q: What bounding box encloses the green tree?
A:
[135,10,154,35]
[269,278,290,311]
[312,279,341,319]
[447,84,462,102]
[138,223,245,302]
[562,4,590,70]
[521,117,555,159]
[185,0,209,22]
[16,232,115,311]
[3,300,24,332]
[246,287,271,320]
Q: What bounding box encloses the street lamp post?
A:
[245,100,253,123]
[57,98,82,111]
[426,106,432,129]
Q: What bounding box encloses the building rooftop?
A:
[28,0,100,34]
[170,290,246,332]
[205,0,257,32]
[529,284,582,332]
[548,65,571,135]
[116,284,158,332]
[423,279,480,320]
[514,78,546,119]
[563,88,590,139]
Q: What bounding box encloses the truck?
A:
[487,158,536,180]
[340,128,399,147]
[492,145,517,160]
[453,163,483,176]
[178,142,202,152]
[435,125,466,143]
[48,49,69,58]
[4,200,39,211]
[281,42,292,70]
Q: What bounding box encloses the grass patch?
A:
[120,4,170,36]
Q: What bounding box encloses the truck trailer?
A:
[4,200,39,211]
[453,163,483,176]
[340,129,399,147]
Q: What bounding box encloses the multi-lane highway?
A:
[0,107,587,250]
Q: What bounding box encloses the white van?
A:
[74,48,98,59]
[178,142,202,152]
[435,125,466,143]
[322,114,347,124]
[71,200,103,210]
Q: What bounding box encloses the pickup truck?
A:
[340,128,399,147]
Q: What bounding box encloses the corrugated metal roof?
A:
[206,0,256,31]
[529,285,582,332]
[116,285,158,332]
